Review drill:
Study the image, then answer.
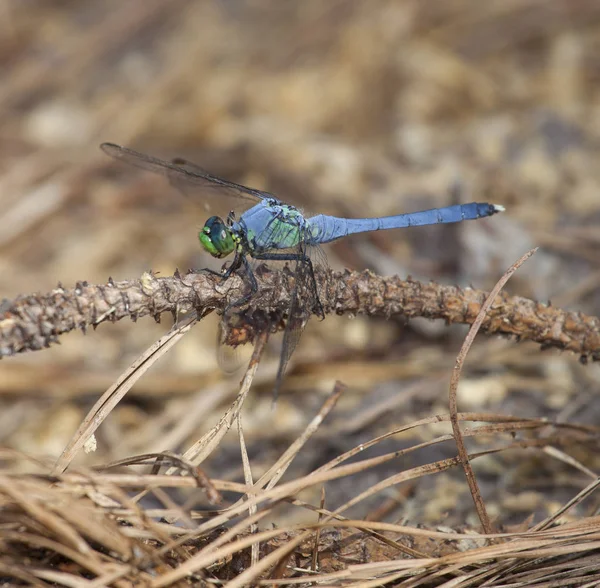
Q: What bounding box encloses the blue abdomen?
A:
[308,202,502,244]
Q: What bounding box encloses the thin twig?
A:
[312,486,326,573]
[238,412,259,567]
[256,381,345,492]
[51,314,198,475]
[449,247,537,534]
[173,330,268,469]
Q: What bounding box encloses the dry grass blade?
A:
[255,381,346,491]
[0,531,120,581]
[97,451,222,505]
[449,247,538,534]
[1,412,599,585]
[0,562,47,588]
[170,330,268,470]
[0,478,92,556]
[52,314,198,475]
[312,412,554,475]
[530,476,600,534]
[150,526,292,587]
[312,486,327,572]
[237,412,259,567]
[226,531,311,588]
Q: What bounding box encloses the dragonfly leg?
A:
[225,254,259,310]
[191,250,243,279]
[252,252,325,319]
[200,268,226,277]
[193,252,257,311]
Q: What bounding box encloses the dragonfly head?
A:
[199,216,236,258]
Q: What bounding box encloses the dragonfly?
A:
[101,142,504,398]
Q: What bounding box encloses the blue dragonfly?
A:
[101,143,504,397]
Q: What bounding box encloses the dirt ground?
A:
[2,1,600,585]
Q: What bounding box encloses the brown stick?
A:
[1,266,598,362]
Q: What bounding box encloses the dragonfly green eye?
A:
[199,216,235,258]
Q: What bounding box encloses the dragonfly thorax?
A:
[198,216,236,258]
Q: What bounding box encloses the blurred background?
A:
[1,0,600,525]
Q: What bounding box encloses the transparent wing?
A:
[216,317,250,374]
[272,234,328,400]
[101,143,274,205]
[215,257,262,375]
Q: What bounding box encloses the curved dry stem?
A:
[448,248,537,534]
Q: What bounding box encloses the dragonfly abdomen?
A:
[308,203,503,244]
